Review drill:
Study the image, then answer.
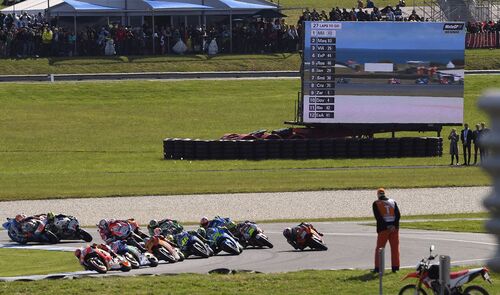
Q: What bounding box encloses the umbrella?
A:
[252,9,287,18]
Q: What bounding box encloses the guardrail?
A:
[0,70,496,83]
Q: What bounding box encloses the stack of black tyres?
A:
[163,137,444,160]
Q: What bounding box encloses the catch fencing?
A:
[466,32,499,48]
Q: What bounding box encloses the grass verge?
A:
[0,49,495,75]
[0,249,80,277]
[0,76,494,201]
[399,220,487,233]
[0,269,497,295]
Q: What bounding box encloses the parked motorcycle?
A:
[145,235,184,263]
[206,227,243,255]
[235,222,273,249]
[45,214,93,242]
[3,217,58,244]
[399,245,492,295]
[172,231,214,258]
[79,245,131,274]
[110,240,158,269]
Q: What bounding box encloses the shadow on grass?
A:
[346,272,379,282]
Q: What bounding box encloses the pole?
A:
[47,0,50,22]
[229,9,233,53]
[378,247,385,295]
[439,255,450,295]
[151,10,156,55]
[73,14,77,56]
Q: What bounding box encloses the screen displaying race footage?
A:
[302,21,465,124]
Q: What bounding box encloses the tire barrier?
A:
[164,137,443,160]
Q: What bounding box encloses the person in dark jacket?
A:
[472,124,481,165]
[461,123,473,165]
[448,128,459,165]
[373,188,400,273]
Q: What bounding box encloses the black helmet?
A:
[283,227,292,239]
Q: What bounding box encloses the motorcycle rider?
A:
[373,188,401,273]
[97,218,147,252]
[282,222,323,250]
[234,220,258,246]
[74,243,119,267]
[147,218,184,236]
[200,216,237,233]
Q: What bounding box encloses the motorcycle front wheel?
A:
[398,284,428,295]
[308,237,328,251]
[87,257,108,274]
[463,285,489,295]
[155,247,177,263]
[78,229,93,242]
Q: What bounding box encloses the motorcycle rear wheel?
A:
[463,285,489,295]
[398,284,427,295]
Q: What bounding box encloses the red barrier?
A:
[466,32,498,49]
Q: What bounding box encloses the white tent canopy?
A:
[1,0,278,15]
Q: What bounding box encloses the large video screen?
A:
[302,22,465,125]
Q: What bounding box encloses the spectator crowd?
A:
[0,0,497,58]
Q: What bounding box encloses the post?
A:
[152,11,155,55]
[480,91,500,272]
[229,9,233,53]
[73,14,77,56]
[378,247,385,295]
[47,0,50,21]
[439,255,450,295]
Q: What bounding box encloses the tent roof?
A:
[217,0,276,9]
[143,0,212,10]
[63,0,117,10]
[1,0,278,14]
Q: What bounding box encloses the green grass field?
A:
[0,50,495,75]
[0,249,79,277]
[0,75,493,201]
[1,269,497,295]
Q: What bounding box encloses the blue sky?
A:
[320,22,465,50]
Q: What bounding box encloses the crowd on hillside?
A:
[0,0,497,58]
[466,20,500,33]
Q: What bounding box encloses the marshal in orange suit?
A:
[373,188,401,273]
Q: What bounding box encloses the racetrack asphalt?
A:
[0,222,496,277]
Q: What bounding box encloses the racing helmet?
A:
[149,219,158,229]
[283,227,292,239]
[200,217,209,228]
[97,219,108,231]
[74,248,82,258]
[15,214,26,223]
[47,212,55,221]
[197,227,206,238]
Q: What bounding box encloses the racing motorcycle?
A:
[171,231,214,258]
[145,235,184,263]
[294,223,328,251]
[107,219,147,251]
[78,245,132,274]
[399,245,492,295]
[110,240,158,269]
[3,217,59,244]
[45,214,93,242]
[235,222,273,249]
[205,227,243,255]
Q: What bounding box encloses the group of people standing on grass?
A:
[448,122,490,166]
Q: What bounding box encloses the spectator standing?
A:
[448,128,460,165]
[461,123,473,165]
[373,188,400,273]
[480,122,490,162]
[367,0,375,8]
[41,25,52,57]
[472,124,481,165]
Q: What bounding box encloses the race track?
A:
[0,222,496,277]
